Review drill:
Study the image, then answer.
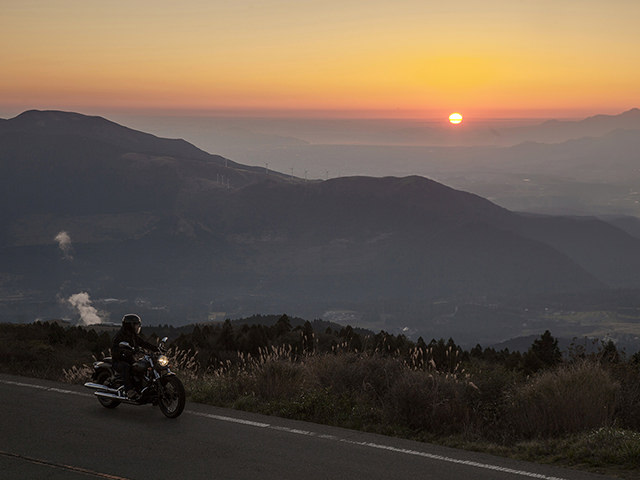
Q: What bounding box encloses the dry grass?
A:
[57,342,636,449]
[61,362,94,384]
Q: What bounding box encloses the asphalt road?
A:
[0,373,617,480]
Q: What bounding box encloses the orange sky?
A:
[2,0,639,118]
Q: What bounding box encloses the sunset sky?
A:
[2,0,639,119]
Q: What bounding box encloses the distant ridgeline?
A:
[3,110,640,346]
[1,317,635,380]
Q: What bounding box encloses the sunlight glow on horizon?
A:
[2,1,639,119]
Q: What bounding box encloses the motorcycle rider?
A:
[112,314,157,399]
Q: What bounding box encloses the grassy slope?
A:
[2,321,639,479]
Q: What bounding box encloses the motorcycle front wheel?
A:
[158,376,185,418]
[96,370,121,409]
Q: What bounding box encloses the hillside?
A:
[497,107,640,144]
[3,110,640,342]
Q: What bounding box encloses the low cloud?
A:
[54,231,73,261]
[67,292,102,325]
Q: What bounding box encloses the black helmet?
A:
[122,313,142,334]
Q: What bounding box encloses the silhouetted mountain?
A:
[498,128,640,183]
[599,216,640,240]
[3,110,640,340]
[500,108,640,144]
[5,109,215,161]
[0,110,290,218]
[210,109,640,216]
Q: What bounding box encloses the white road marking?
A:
[2,378,570,480]
[339,440,566,480]
[2,379,49,390]
[1,379,93,397]
[49,386,92,397]
[185,408,568,480]
[188,411,270,428]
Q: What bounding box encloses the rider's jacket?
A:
[112,328,156,363]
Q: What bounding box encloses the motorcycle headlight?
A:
[157,355,169,367]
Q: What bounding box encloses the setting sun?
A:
[449,113,463,125]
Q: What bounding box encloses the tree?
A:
[217,319,236,350]
[301,321,315,353]
[273,314,292,337]
[523,330,561,373]
[192,325,207,348]
[599,340,621,364]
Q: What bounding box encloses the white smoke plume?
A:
[54,231,73,260]
[67,292,103,325]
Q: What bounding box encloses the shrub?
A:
[567,427,640,469]
[382,369,474,434]
[248,359,305,400]
[188,375,244,406]
[464,361,525,441]
[305,353,405,401]
[508,360,619,438]
[608,363,640,431]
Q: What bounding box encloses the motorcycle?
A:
[83,336,186,418]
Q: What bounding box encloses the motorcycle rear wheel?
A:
[158,376,185,418]
[96,370,121,409]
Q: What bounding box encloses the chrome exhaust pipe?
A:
[94,391,138,404]
[84,382,120,394]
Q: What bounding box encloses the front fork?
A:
[141,368,165,401]
[153,370,175,401]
